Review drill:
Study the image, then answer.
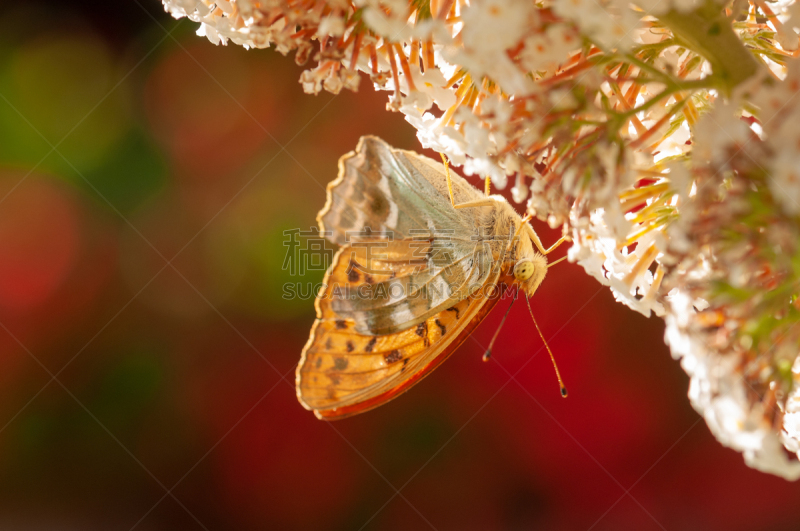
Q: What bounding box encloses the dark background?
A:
[0,2,798,529]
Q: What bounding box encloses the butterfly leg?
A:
[441,152,458,209]
[521,216,572,256]
[542,236,571,255]
[453,199,498,209]
[547,255,569,268]
[529,230,571,256]
[528,228,571,266]
[503,214,533,256]
[440,153,496,210]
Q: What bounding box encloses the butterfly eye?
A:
[513,261,534,281]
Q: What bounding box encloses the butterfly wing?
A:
[321,237,497,336]
[297,135,510,419]
[296,254,511,419]
[319,135,487,245]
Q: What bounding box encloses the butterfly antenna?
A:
[483,288,518,362]
[525,296,568,397]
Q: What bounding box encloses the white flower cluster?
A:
[666,286,800,480]
[654,93,800,479]
[163,0,800,478]
[162,0,262,47]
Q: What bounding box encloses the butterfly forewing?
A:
[319,136,485,245]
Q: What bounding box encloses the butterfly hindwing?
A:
[296,273,509,419]
[320,239,496,336]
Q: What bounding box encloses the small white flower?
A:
[318,15,346,36]
[460,0,535,53]
[410,68,456,112]
[553,0,640,51]
[520,25,579,74]
[511,174,530,203]
[692,102,752,166]
[363,4,413,40]
[197,22,223,45]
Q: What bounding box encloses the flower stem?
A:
[659,0,761,95]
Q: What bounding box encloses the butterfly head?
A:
[512,252,548,297]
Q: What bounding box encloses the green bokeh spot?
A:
[2,33,132,175]
[91,351,163,431]
[82,127,168,213]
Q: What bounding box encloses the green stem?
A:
[659,0,761,96]
[619,81,704,121]
[624,54,714,92]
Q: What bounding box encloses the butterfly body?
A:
[296,136,550,419]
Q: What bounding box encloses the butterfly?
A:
[296,136,568,420]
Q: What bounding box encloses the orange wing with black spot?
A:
[296,244,510,420]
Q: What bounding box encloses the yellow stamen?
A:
[623,244,659,287]
[620,218,671,249]
[619,182,671,210]
[644,263,665,301]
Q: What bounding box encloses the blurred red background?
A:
[0,2,799,530]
